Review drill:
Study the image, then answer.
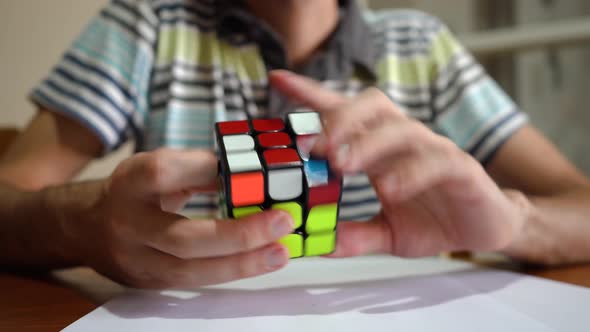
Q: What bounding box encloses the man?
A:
[1,0,589,289]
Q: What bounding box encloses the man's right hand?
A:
[59,148,293,289]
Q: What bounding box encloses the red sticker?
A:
[308,179,341,208]
[253,119,284,132]
[218,121,250,135]
[263,148,302,167]
[258,132,292,148]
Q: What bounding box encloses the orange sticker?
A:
[231,172,265,207]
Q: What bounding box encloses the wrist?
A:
[40,180,107,266]
[500,189,544,263]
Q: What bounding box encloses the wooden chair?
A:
[0,128,19,157]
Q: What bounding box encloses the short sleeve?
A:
[30,0,158,154]
[428,23,528,165]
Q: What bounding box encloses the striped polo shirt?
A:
[31,0,527,220]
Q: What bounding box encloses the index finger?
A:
[269,70,345,114]
[116,148,218,198]
[145,209,295,259]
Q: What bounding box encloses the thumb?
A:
[327,218,393,258]
[113,148,218,198]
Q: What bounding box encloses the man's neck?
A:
[246,0,340,68]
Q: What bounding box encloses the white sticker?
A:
[268,168,303,201]
[227,151,262,173]
[223,135,255,152]
[288,112,322,135]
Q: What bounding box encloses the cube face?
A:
[216,112,342,258]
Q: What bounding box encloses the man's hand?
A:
[270,70,530,258]
[58,149,293,288]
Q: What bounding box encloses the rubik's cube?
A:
[215,112,342,258]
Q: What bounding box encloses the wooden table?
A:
[0,272,95,331]
[1,263,588,332]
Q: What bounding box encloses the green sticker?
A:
[305,232,336,256]
[279,234,303,258]
[232,206,263,219]
[272,202,303,228]
[305,204,338,234]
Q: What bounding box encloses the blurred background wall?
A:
[1,0,589,178]
[371,0,590,174]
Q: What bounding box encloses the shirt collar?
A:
[215,0,377,81]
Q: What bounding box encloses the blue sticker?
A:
[304,159,329,187]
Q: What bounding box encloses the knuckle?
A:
[152,222,197,259]
[417,128,456,156]
[367,87,397,114]
[234,255,256,279]
[108,220,129,243]
[404,126,424,151]
[165,231,195,259]
[109,163,131,191]
[112,152,149,183]
[120,257,190,289]
[142,150,171,188]
[235,223,255,251]
[366,86,386,100]
[412,120,433,138]
[108,246,132,272]
[392,170,408,199]
[437,136,460,158]
[169,245,193,260]
[400,121,429,151]
[198,150,219,172]
[377,171,403,202]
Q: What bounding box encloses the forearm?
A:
[0,180,103,271]
[503,186,590,265]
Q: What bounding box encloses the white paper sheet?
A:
[63,256,590,332]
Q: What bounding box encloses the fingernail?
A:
[336,144,350,169]
[271,212,293,238]
[311,135,327,156]
[297,135,319,160]
[266,247,287,269]
[315,134,327,149]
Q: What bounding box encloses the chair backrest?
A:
[0,128,19,157]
